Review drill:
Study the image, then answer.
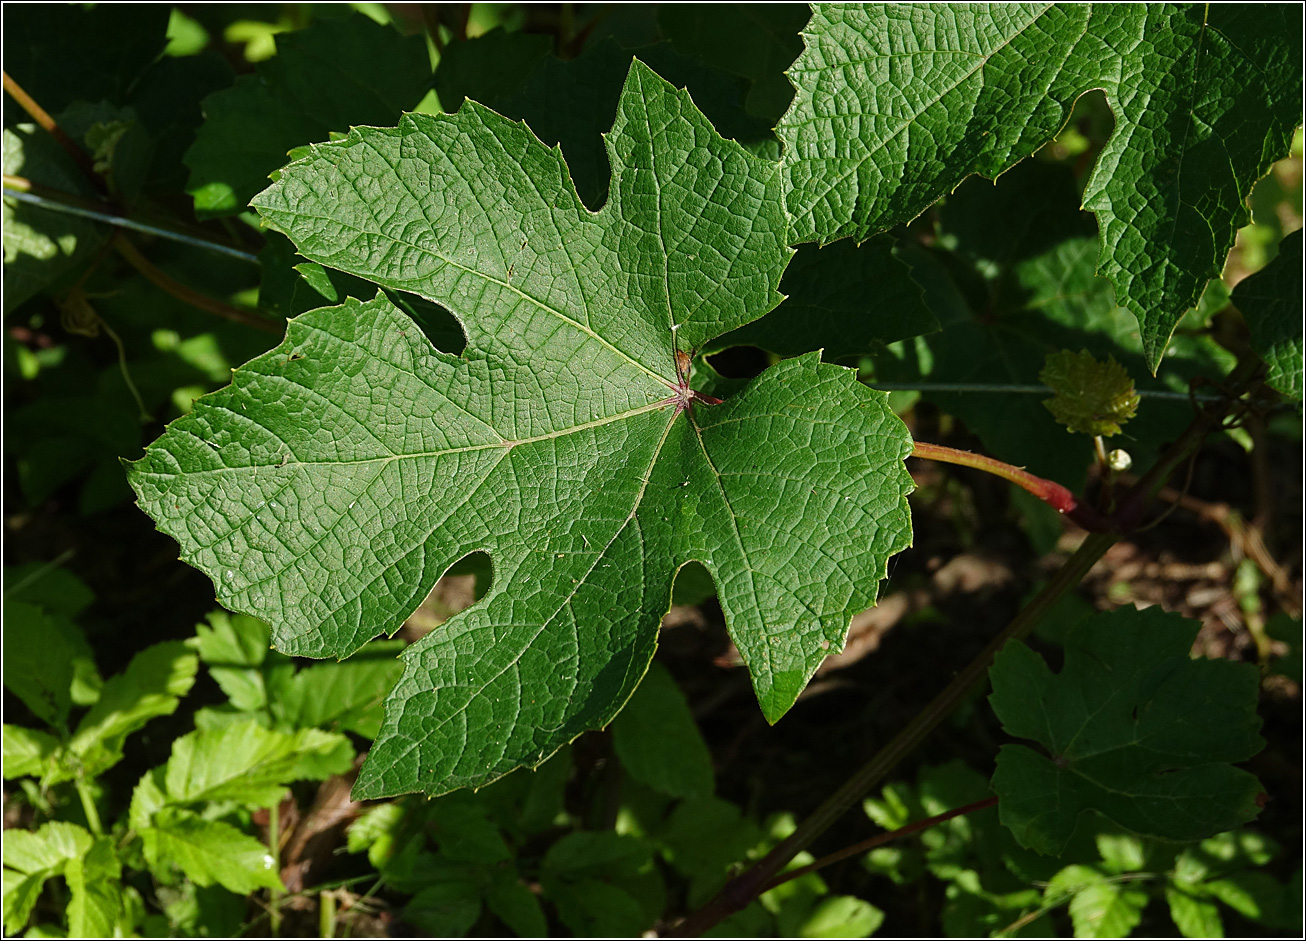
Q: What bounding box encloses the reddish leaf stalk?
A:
[910,440,1110,532]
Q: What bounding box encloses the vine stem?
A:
[75,779,104,837]
[673,358,1259,936]
[909,441,1110,532]
[760,795,999,894]
[111,235,282,335]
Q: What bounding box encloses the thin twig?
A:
[2,71,105,192]
[112,234,281,335]
[760,796,999,893]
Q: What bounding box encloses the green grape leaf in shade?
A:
[872,159,1236,491]
[1039,350,1140,436]
[656,3,810,127]
[706,237,939,362]
[183,13,431,217]
[1233,228,1303,402]
[989,606,1265,856]
[2,5,169,124]
[128,61,915,799]
[611,661,713,800]
[778,3,1303,371]
[435,33,778,209]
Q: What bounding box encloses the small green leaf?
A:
[2,821,94,935]
[193,610,272,713]
[1047,864,1149,938]
[2,725,59,780]
[486,871,548,937]
[1165,885,1224,938]
[64,837,121,939]
[797,894,885,938]
[612,661,714,800]
[65,641,198,781]
[1203,871,1293,928]
[660,797,764,906]
[1233,229,1303,402]
[161,719,352,807]
[141,809,283,894]
[426,796,512,865]
[1040,350,1140,437]
[268,640,405,739]
[541,831,663,937]
[989,607,1265,854]
[403,877,483,938]
[2,601,77,729]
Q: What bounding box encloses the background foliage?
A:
[4,3,1301,937]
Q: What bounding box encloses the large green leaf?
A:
[989,606,1265,855]
[129,61,914,798]
[779,3,1303,371]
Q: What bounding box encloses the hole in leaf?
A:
[444,550,492,602]
[406,551,492,639]
[383,289,467,356]
[672,560,716,607]
[706,344,769,379]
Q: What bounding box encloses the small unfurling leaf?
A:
[1040,350,1140,437]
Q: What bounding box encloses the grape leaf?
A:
[989,606,1265,855]
[779,3,1303,371]
[1,5,169,126]
[129,61,915,799]
[1232,229,1303,403]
